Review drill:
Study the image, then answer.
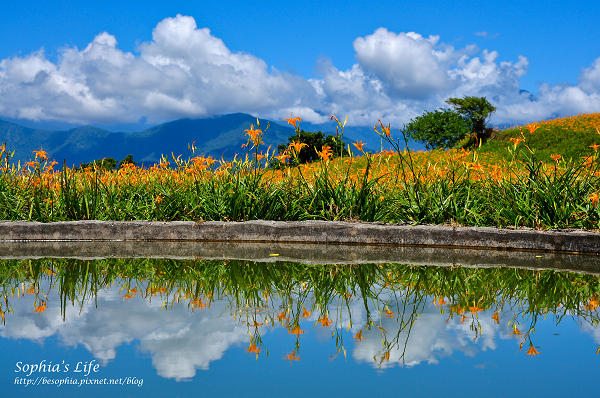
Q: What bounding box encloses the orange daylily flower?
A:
[288,141,308,155]
[33,148,48,160]
[275,153,290,163]
[318,145,333,161]
[244,124,263,147]
[550,154,561,162]
[526,124,540,134]
[249,321,263,328]
[32,301,47,313]
[282,113,302,128]
[378,119,391,137]
[317,317,332,327]
[526,346,540,356]
[301,307,312,318]
[590,143,600,151]
[509,137,524,149]
[353,141,366,152]
[589,192,599,207]
[384,309,394,318]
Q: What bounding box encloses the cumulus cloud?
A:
[0,15,314,125]
[353,29,458,99]
[0,15,599,129]
[474,31,499,38]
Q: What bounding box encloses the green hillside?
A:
[479,113,600,162]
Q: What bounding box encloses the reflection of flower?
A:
[526,346,540,356]
[277,311,288,322]
[491,311,500,324]
[317,317,332,327]
[288,327,306,336]
[283,351,300,363]
[32,301,47,313]
[511,327,523,337]
[301,307,312,318]
[354,330,365,342]
[469,306,484,318]
[245,343,261,354]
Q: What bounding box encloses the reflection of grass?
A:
[1,258,600,359]
[1,113,600,229]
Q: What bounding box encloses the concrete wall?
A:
[0,220,598,254]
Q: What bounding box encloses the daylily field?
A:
[1,113,600,230]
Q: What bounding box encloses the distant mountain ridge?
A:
[0,113,300,167]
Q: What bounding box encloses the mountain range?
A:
[0,113,414,167]
[0,114,299,167]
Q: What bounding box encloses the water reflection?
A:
[1,258,599,381]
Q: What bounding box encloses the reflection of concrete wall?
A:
[1,239,600,275]
[1,220,600,254]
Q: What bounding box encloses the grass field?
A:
[1,113,600,230]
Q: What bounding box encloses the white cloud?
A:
[353,28,457,99]
[0,16,599,129]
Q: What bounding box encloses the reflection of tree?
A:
[2,258,600,358]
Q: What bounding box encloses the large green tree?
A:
[404,109,473,150]
[445,96,496,139]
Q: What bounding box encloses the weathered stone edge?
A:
[0,220,599,254]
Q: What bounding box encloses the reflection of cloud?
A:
[579,321,600,344]
[0,283,250,381]
[351,305,500,369]
[474,363,498,369]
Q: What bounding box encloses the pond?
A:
[1,255,599,397]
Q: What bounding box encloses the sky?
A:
[1,0,599,131]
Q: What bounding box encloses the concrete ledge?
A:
[0,220,599,254]
[1,240,600,275]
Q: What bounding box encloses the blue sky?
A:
[1,0,599,130]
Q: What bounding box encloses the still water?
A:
[1,258,599,397]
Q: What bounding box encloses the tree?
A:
[404,109,473,150]
[78,157,118,171]
[445,96,496,139]
[78,154,137,171]
[277,130,349,165]
[117,154,137,168]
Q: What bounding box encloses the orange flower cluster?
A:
[537,112,600,133]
